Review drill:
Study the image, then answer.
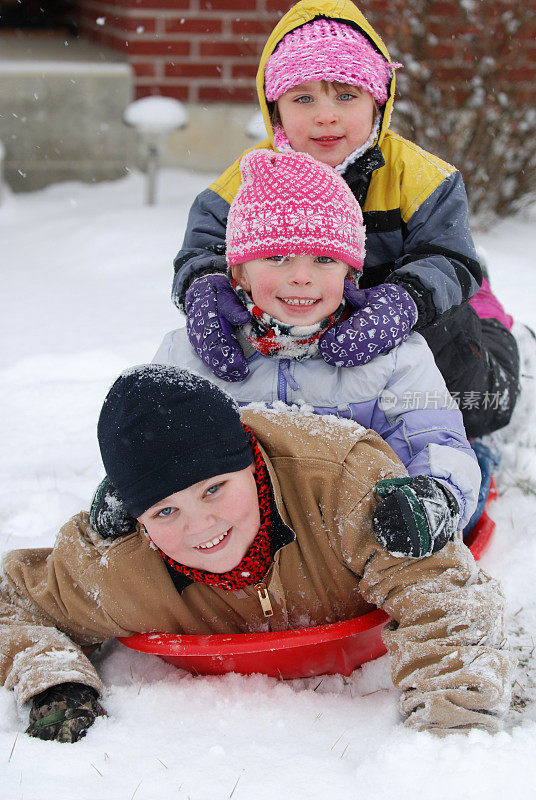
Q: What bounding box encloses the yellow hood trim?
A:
[255,0,396,148]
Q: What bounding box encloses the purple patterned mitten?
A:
[185,274,251,381]
[319,281,418,368]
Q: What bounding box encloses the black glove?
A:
[389,274,437,330]
[173,244,228,312]
[26,683,106,743]
[372,476,460,558]
[90,475,137,538]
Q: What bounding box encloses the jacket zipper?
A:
[277,359,300,402]
[277,360,289,403]
[255,582,273,617]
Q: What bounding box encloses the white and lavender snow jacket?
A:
[153,327,480,528]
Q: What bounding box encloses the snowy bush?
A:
[364,0,536,222]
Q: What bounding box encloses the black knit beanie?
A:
[97,364,253,517]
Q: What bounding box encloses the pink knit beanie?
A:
[226,149,366,270]
[264,19,400,106]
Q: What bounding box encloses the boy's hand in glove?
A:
[26,683,106,743]
[185,274,250,381]
[319,281,418,368]
[372,476,460,558]
[90,475,137,538]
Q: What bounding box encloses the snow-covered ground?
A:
[1,170,536,800]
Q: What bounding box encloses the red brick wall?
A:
[77,0,286,101]
[77,0,536,105]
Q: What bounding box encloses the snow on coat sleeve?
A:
[334,443,514,733]
[0,558,104,706]
[0,515,133,706]
[371,333,481,527]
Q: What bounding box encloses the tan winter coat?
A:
[0,408,513,733]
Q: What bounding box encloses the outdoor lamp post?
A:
[123,96,188,206]
[245,110,266,141]
[0,140,5,206]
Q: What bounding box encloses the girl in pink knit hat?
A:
[263,16,400,172]
[152,146,482,557]
[172,0,520,453]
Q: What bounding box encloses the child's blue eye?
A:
[315,256,335,264]
[295,95,313,104]
[157,507,174,518]
[205,483,221,497]
[266,256,287,264]
[338,93,354,101]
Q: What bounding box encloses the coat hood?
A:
[256,0,397,150]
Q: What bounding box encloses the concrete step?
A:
[0,34,135,191]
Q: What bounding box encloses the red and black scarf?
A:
[232,279,346,360]
[148,426,273,591]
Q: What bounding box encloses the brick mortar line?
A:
[81,24,269,40]
[135,73,254,84]
[80,23,267,44]
[79,3,278,20]
[139,55,257,65]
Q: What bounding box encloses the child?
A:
[0,365,514,742]
[171,0,520,440]
[154,147,481,550]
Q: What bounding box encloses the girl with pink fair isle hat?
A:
[151,145,482,555]
[171,0,521,452]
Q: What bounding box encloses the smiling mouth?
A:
[280,298,319,306]
[194,529,231,550]
[313,136,343,142]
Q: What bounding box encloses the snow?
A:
[246,110,266,140]
[1,170,536,799]
[124,97,189,133]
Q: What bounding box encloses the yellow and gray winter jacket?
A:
[172,0,482,328]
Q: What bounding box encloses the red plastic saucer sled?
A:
[119,479,497,679]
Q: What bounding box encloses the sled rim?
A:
[118,479,496,665]
[119,607,389,657]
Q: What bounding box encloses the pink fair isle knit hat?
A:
[226,149,366,270]
[264,19,400,106]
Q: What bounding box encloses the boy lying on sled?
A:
[0,365,513,742]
